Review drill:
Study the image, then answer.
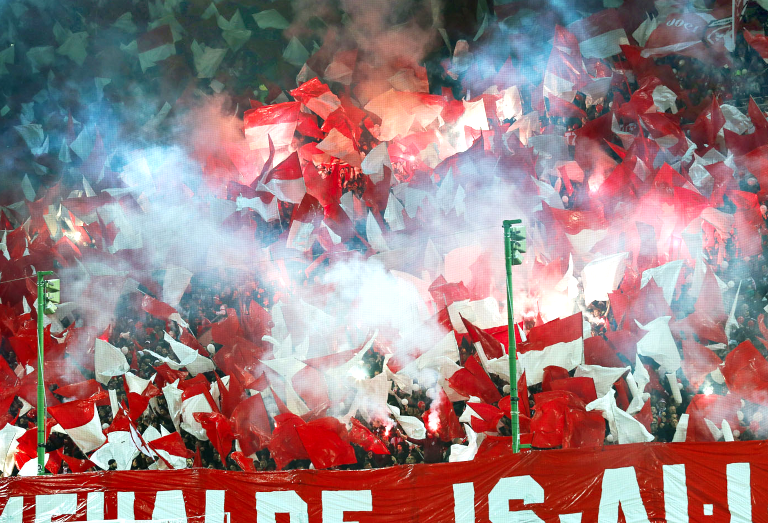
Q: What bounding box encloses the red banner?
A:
[1,441,765,522]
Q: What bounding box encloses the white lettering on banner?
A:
[255,491,308,523]
[0,497,22,523]
[205,491,226,523]
[35,495,76,523]
[321,491,372,523]
[727,463,751,522]
[597,467,650,523]
[488,476,545,523]
[0,463,759,523]
[117,492,135,520]
[665,19,700,33]
[87,492,104,521]
[153,491,187,523]
[453,483,476,523]
[662,465,687,523]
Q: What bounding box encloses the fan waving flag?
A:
[48,398,106,454]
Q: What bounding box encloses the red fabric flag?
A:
[240,300,272,347]
[231,451,256,472]
[423,388,464,441]
[542,366,570,392]
[547,95,587,120]
[584,336,626,368]
[150,431,190,466]
[295,417,357,470]
[721,340,768,406]
[348,418,390,455]
[447,355,502,404]
[549,377,598,404]
[562,408,606,449]
[519,370,531,418]
[429,276,471,308]
[141,295,178,321]
[215,374,247,419]
[53,380,103,401]
[195,412,234,461]
[61,453,95,473]
[460,315,504,359]
[6,227,27,260]
[243,102,301,152]
[681,339,723,392]
[292,365,330,413]
[685,393,741,442]
[745,30,768,61]
[688,96,726,148]
[467,402,504,434]
[268,413,311,470]
[530,391,600,449]
[126,392,150,421]
[152,363,189,388]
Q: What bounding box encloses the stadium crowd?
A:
[5,0,768,475]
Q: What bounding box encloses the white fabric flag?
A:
[449,424,483,462]
[180,393,212,440]
[388,405,426,439]
[95,339,130,384]
[641,260,684,305]
[582,252,629,304]
[635,316,681,373]
[90,431,140,471]
[163,333,215,376]
[0,424,25,477]
[574,364,630,398]
[587,390,654,444]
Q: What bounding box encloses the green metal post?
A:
[503,220,531,454]
[503,221,520,453]
[36,270,53,475]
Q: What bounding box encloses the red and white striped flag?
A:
[568,9,629,59]
[244,102,301,152]
[517,312,584,385]
[48,398,106,454]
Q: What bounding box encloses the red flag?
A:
[681,339,723,392]
[549,377,598,404]
[295,417,357,469]
[348,418,390,455]
[461,315,504,359]
[466,402,504,434]
[231,451,256,472]
[268,413,310,470]
[423,388,464,441]
[215,373,247,418]
[744,30,768,61]
[447,355,502,404]
[141,295,178,321]
[721,340,768,406]
[150,432,190,468]
[542,366,570,392]
[53,380,103,401]
[61,453,95,473]
[195,412,234,461]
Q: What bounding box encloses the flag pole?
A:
[36,270,53,475]
[503,220,530,454]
